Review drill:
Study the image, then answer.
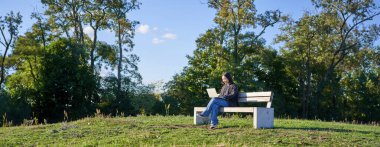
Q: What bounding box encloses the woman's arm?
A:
[221,84,238,100]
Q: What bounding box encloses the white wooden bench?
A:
[194,88,274,129]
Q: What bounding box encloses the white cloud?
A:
[162,33,177,40]
[137,24,150,34]
[83,26,94,40]
[152,38,165,44]
[153,27,158,31]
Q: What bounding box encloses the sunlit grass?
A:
[0,115,379,146]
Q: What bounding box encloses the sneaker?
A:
[196,114,207,118]
[210,124,217,129]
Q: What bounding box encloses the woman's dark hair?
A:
[222,72,234,84]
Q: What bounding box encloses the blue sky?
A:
[127,0,315,85]
[1,0,379,85]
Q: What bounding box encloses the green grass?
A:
[0,115,379,146]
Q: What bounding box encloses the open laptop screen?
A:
[206,88,218,98]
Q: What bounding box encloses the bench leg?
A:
[253,107,274,129]
[194,108,209,125]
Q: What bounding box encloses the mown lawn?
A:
[0,115,379,146]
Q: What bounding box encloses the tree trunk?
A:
[90,27,98,71]
[305,39,312,118]
[305,58,311,118]
[300,74,307,118]
[117,22,122,100]
[0,44,10,88]
[79,21,84,45]
[313,62,335,117]
[233,23,241,74]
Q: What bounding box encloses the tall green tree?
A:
[277,0,380,119]
[276,13,326,118]
[83,0,111,71]
[208,0,282,78]
[165,0,285,114]
[41,38,95,121]
[340,47,380,122]
[41,0,86,44]
[108,0,141,103]
[41,0,117,72]
[310,0,380,117]
[0,11,22,88]
[3,22,48,125]
[6,36,97,122]
[0,0,146,124]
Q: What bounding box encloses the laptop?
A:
[206,88,219,98]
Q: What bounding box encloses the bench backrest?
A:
[207,88,274,108]
[238,91,274,108]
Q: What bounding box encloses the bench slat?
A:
[238,97,271,102]
[220,107,254,112]
[239,92,272,98]
[195,107,254,113]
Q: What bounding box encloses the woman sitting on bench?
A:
[197,72,238,129]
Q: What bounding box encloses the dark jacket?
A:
[219,84,239,107]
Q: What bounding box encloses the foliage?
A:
[164,0,285,115]
[1,0,380,125]
[0,0,149,123]
[0,11,22,88]
[0,91,31,126]
[275,0,380,120]
[165,0,380,123]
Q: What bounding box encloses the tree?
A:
[0,90,31,126]
[7,35,97,122]
[6,31,43,96]
[0,0,146,124]
[0,11,22,88]
[41,0,86,44]
[38,38,96,121]
[276,0,380,120]
[310,0,380,117]
[339,47,380,122]
[164,0,284,115]
[41,0,119,73]
[208,0,282,78]
[276,13,323,118]
[83,0,111,71]
[130,84,162,115]
[108,0,141,102]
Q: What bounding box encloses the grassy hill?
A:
[0,115,379,146]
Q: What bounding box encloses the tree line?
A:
[164,0,380,123]
[0,0,166,125]
[1,0,380,126]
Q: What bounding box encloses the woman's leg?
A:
[200,98,217,116]
[210,98,230,126]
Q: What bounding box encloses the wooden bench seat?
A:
[194,88,274,129]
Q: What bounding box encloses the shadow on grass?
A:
[219,124,252,129]
[151,124,210,129]
[153,123,378,136]
[206,124,379,136]
[159,124,252,130]
[275,126,379,135]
